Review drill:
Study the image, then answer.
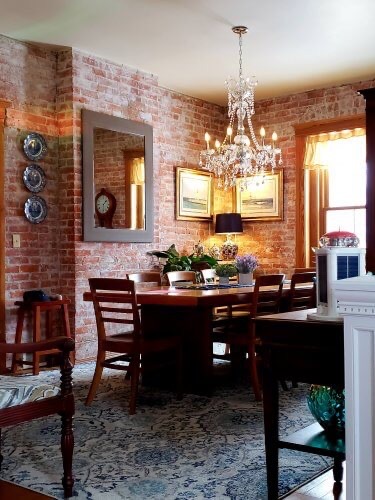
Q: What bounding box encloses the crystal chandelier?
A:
[199,26,282,190]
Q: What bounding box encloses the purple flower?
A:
[235,254,259,273]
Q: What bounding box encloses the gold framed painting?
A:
[176,167,213,221]
[234,171,283,221]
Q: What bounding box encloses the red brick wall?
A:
[0,36,61,342]
[2,33,375,361]
[68,50,226,359]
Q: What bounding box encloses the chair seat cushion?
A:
[0,376,60,409]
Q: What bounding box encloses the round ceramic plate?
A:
[24,195,47,224]
[23,133,47,161]
[23,164,46,193]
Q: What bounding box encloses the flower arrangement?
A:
[214,263,238,278]
[235,254,259,274]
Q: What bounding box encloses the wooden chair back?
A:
[294,267,315,273]
[126,271,161,285]
[289,271,316,310]
[86,277,182,414]
[89,278,141,341]
[252,274,285,317]
[166,271,197,286]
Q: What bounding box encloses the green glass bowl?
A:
[307,385,345,436]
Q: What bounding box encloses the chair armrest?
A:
[0,336,75,354]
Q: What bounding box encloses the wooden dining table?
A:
[135,284,255,393]
[83,280,303,394]
[84,283,255,393]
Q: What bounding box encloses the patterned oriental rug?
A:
[1,363,331,499]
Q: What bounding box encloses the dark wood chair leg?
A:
[280,379,289,391]
[263,355,280,500]
[0,428,2,469]
[176,342,183,400]
[129,354,141,415]
[11,308,25,373]
[332,457,344,499]
[61,412,74,498]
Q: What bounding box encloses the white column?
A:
[333,275,375,500]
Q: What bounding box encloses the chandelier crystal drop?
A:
[199,26,283,190]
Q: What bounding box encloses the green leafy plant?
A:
[147,244,217,274]
[214,263,238,278]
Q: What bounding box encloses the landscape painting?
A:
[234,171,283,221]
[176,167,213,221]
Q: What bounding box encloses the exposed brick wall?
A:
[0,36,61,343]
[69,49,226,359]
[2,33,375,361]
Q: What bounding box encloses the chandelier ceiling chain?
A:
[199,26,283,190]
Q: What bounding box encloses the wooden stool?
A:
[11,299,71,375]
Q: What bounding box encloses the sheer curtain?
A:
[303,128,366,170]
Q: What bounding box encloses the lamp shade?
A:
[215,213,243,234]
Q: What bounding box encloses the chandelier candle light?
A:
[199,26,282,190]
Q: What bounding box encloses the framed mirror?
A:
[82,109,154,242]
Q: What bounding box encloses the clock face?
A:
[96,194,110,214]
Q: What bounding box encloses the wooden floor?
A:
[0,479,56,499]
[284,464,346,499]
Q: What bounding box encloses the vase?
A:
[218,276,230,285]
[238,272,253,285]
[307,385,345,436]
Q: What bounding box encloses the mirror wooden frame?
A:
[82,109,154,242]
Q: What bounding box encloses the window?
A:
[294,116,366,267]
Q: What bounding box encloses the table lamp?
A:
[215,213,243,260]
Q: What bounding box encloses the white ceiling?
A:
[1,0,375,106]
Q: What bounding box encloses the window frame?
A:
[294,115,366,267]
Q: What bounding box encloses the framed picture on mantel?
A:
[176,167,213,221]
[234,170,283,221]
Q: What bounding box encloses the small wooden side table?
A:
[11,299,71,375]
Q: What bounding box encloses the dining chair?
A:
[213,273,285,401]
[286,271,316,389]
[288,271,316,311]
[126,271,161,285]
[85,278,182,414]
[166,271,197,286]
[202,268,251,321]
[0,336,75,497]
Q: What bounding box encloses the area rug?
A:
[1,363,331,499]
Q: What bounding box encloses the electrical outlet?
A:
[12,234,21,248]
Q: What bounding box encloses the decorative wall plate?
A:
[24,195,47,224]
[23,164,46,193]
[23,133,47,161]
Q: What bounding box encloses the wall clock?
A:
[95,188,116,228]
[23,164,46,193]
[23,133,47,161]
[24,195,47,224]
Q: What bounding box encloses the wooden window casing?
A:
[294,115,366,268]
[0,101,9,373]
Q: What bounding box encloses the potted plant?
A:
[147,244,218,282]
[214,263,237,284]
[235,254,259,285]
